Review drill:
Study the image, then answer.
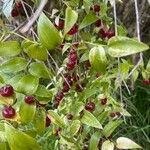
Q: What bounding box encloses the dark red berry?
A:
[110,112,116,118]
[75,83,83,92]
[93,4,100,12]
[55,19,64,30]
[55,91,64,101]
[62,82,70,93]
[72,74,79,82]
[67,61,76,71]
[101,98,107,105]
[11,9,19,17]
[116,112,121,117]
[106,31,115,39]
[15,2,23,9]
[67,114,73,120]
[0,85,14,97]
[143,80,150,85]
[24,96,35,104]
[69,53,78,62]
[46,116,51,127]
[68,24,78,35]
[95,19,101,27]
[54,100,60,108]
[85,102,95,112]
[96,72,101,78]
[98,29,107,38]
[84,60,91,69]
[2,106,16,118]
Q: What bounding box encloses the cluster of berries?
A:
[0,84,51,127]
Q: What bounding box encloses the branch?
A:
[19,0,48,34]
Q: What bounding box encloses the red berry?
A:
[15,2,23,9]
[143,80,150,85]
[46,116,51,127]
[84,60,91,69]
[54,100,60,108]
[72,74,79,82]
[95,19,101,27]
[110,112,116,118]
[11,9,19,17]
[96,72,101,78]
[2,106,16,118]
[67,61,76,71]
[116,112,121,117]
[0,85,14,97]
[55,91,64,101]
[55,19,64,30]
[106,31,115,39]
[24,96,35,104]
[101,98,107,105]
[98,29,107,38]
[85,102,95,112]
[68,24,78,35]
[93,4,100,12]
[75,83,83,92]
[67,114,73,120]
[62,82,70,93]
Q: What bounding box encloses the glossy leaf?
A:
[103,120,123,137]
[101,140,114,150]
[19,101,36,124]
[48,110,65,128]
[33,108,46,134]
[0,95,14,106]
[35,85,52,98]
[89,132,101,150]
[64,7,78,35]
[16,75,39,95]
[29,62,50,79]
[97,111,109,124]
[38,13,62,50]
[79,12,98,29]
[0,41,21,57]
[25,44,48,61]
[89,46,108,73]
[108,36,149,57]
[69,120,81,136]
[5,124,41,150]
[0,57,28,73]
[81,110,103,129]
[116,137,142,149]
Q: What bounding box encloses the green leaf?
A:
[35,85,52,98]
[33,108,46,134]
[25,44,48,61]
[29,62,50,79]
[108,36,149,57]
[38,13,62,50]
[89,46,108,73]
[5,124,41,150]
[83,0,93,13]
[0,95,14,105]
[79,12,98,29]
[0,41,21,57]
[19,101,36,124]
[89,132,101,150]
[101,140,114,150]
[116,137,142,149]
[81,110,103,129]
[69,120,81,136]
[64,7,78,35]
[97,111,109,124]
[0,57,28,73]
[103,120,123,137]
[48,110,65,128]
[16,75,39,95]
